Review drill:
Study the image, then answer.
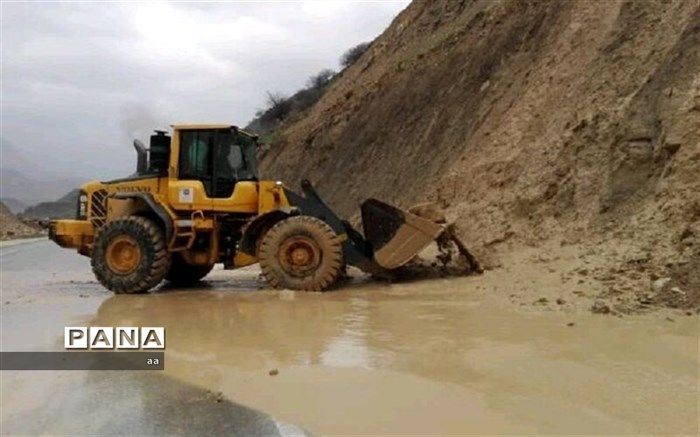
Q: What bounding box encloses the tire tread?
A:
[258,215,343,291]
[91,216,170,294]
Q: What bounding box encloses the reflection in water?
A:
[90,277,699,435]
[321,297,372,368]
[95,290,352,369]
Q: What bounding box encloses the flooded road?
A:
[1,240,307,435]
[2,240,699,434]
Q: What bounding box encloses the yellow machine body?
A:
[49,124,290,268]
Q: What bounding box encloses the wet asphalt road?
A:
[1,240,307,435]
[1,239,699,435]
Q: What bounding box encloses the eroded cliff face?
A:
[261,0,700,309]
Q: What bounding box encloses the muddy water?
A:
[2,241,310,435]
[91,276,699,435]
[2,241,698,434]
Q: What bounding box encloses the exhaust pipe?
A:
[133,139,148,174]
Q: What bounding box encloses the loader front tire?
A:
[165,254,214,285]
[91,217,171,294]
[259,216,343,291]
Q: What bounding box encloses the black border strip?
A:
[0,352,164,370]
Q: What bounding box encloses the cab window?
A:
[179,129,258,198]
[179,131,215,196]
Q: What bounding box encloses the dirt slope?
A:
[0,202,41,240]
[261,0,699,311]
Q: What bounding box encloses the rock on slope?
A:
[0,202,41,240]
[261,0,699,310]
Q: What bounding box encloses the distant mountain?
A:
[1,139,87,205]
[21,190,80,220]
[0,167,85,206]
[0,197,29,214]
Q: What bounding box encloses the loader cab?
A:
[171,125,259,202]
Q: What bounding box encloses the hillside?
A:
[0,167,84,207]
[261,0,699,311]
[21,190,79,220]
[1,140,86,205]
[0,202,41,240]
[0,197,29,214]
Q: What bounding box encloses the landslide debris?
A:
[0,201,42,240]
[260,0,700,311]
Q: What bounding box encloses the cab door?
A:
[209,134,258,213]
[168,129,257,213]
[168,129,215,212]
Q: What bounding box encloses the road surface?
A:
[1,240,307,435]
[1,239,698,434]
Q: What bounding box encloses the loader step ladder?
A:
[170,219,196,251]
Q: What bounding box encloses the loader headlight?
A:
[76,191,88,220]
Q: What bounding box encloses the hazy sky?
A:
[1,1,409,179]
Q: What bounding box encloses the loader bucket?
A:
[361,199,445,270]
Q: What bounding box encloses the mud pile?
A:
[0,202,41,240]
[261,0,699,311]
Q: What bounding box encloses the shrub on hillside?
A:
[246,41,373,135]
[264,91,293,122]
[340,42,371,68]
[247,68,338,134]
[307,69,336,90]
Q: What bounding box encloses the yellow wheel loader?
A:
[49,124,476,294]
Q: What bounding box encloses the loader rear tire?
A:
[91,216,171,294]
[165,254,214,285]
[259,215,343,291]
